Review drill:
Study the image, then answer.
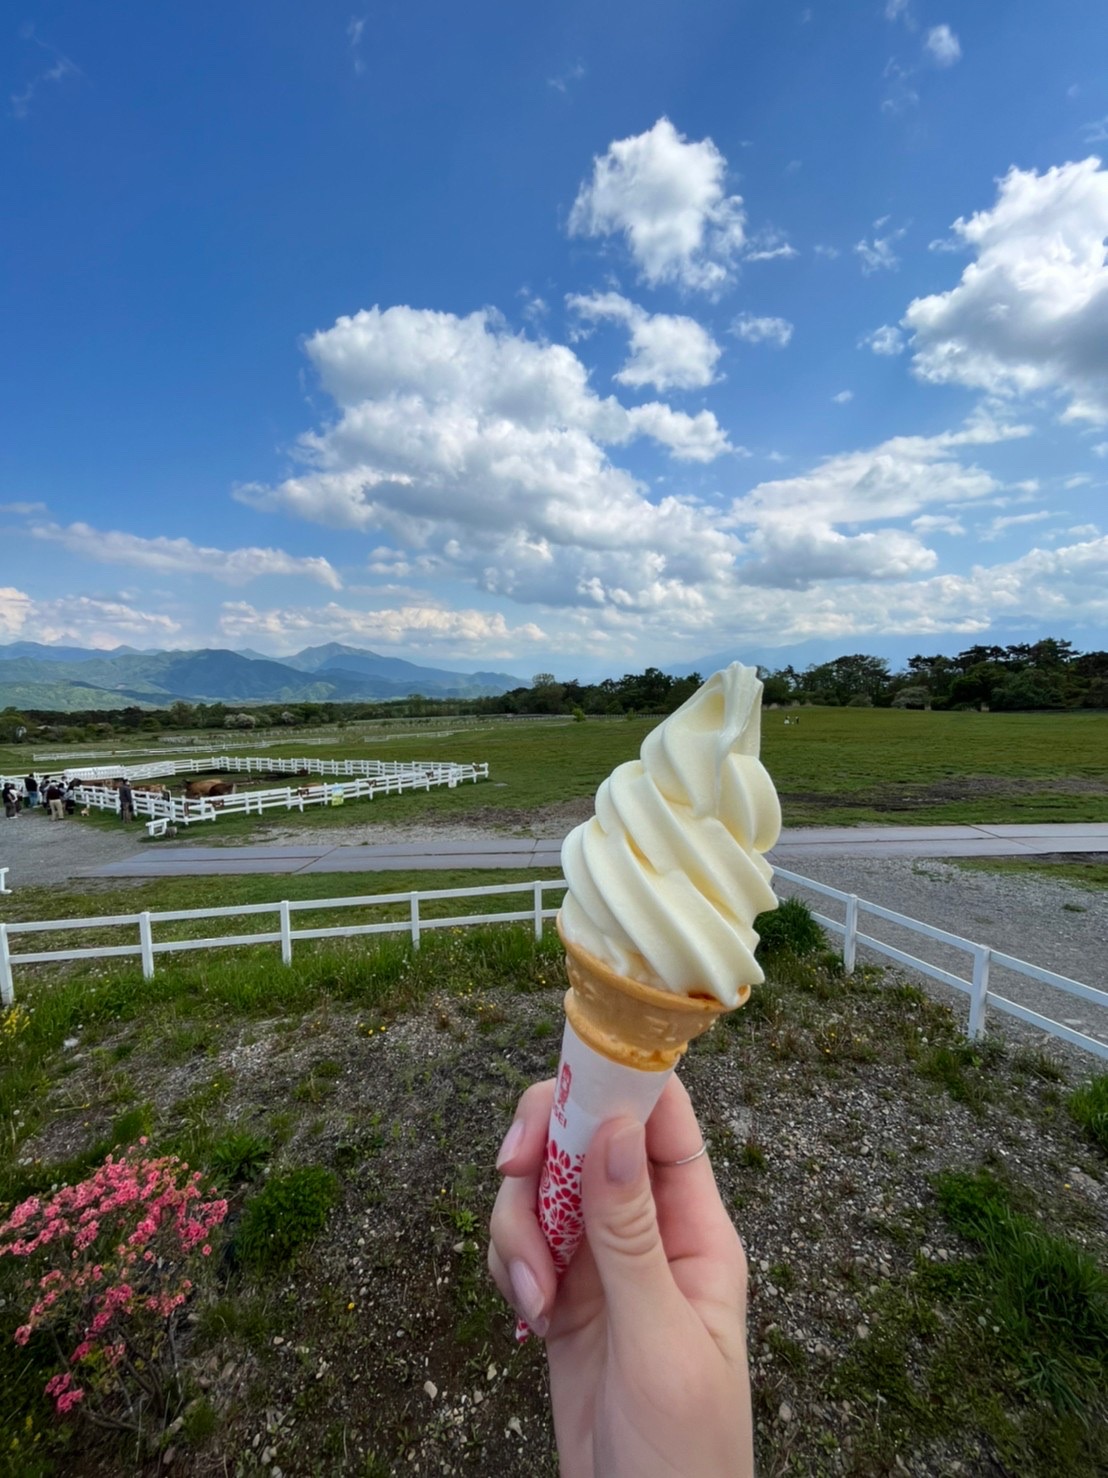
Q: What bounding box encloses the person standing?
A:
[118,779,135,824]
[2,781,18,818]
[45,779,65,820]
[24,773,39,809]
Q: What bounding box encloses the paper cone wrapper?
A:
[515,916,731,1340]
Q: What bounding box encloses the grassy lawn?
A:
[1,919,1105,1475]
[953,858,1108,893]
[5,706,1108,830]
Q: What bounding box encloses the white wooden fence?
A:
[773,866,1108,1062]
[1,873,1106,1061]
[2,755,489,833]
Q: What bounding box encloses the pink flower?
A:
[57,1387,85,1415]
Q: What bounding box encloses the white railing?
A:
[773,867,1108,1062]
[2,756,489,832]
[0,879,568,1006]
[1,872,1106,1061]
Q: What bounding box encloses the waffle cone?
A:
[557,914,744,1072]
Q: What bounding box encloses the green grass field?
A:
[7,705,1105,831]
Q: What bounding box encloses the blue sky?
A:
[3,0,1108,681]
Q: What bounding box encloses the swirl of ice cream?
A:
[559,663,781,1007]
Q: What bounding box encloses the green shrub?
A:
[755,897,825,959]
[1067,1074,1108,1154]
[235,1167,339,1271]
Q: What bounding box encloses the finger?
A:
[495,1079,554,1177]
[579,1116,686,1355]
[646,1077,743,1269]
[487,1079,557,1335]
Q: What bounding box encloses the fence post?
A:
[138,912,155,981]
[843,894,858,976]
[410,892,421,950]
[968,946,990,1040]
[280,900,292,966]
[0,924,13,1008]
[533,881,544,940]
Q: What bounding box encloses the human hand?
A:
[489,1075,753,1478]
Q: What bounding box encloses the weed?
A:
[1067,1074,1108,1154]
[234,1166,340,1271]
[739,1139,768,1172]
[208,1128,271,1183]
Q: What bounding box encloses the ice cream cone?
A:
[557,914,742,1072]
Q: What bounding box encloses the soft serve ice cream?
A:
[515,663,782,1338]
[560,662,781,1007]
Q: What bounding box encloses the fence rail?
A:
[773,866,1108,1062]
[2,872,1106,1061]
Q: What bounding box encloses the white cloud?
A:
[217,600,546,656]
[0,587,181,647]
[10,28,80,120]
[861,324,906,355]
[743,229,798,263]
[1081,117,1108,144]
[912,514,965,535]
[925,25,961,66]
[980,510,1052,541]
[548,60,585,93]
[24,521,343,588]
[903,158,1108,423]
[885,0,912,22]
[566,291,722,390]
[832,390,854,404]
[1092,441,1108,456]
[731,313,794,348]
[725,413,1026,589]
[236,305,738,618]
[568,118,747,293]
[855,225,907,273]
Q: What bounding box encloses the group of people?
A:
[2,773,93,820]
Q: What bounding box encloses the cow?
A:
[183,778,237,799]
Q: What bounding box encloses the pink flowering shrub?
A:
[0,1141,227,1431]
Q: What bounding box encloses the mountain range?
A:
[0,642,526,711]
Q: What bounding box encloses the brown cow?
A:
[183,778,237,799]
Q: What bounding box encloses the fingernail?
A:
[508,1259,548,1336]
[607,1122,645,1185]
[496,1119,525,1170]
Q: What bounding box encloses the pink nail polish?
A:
[509,1259,548,1335]
[496,1118,525,1170]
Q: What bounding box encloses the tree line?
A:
[1,637,1105,743]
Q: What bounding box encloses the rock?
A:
[424,1380,438,1400]
[778,1402,794,1423]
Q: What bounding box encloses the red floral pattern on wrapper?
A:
[514,1019,673,1341]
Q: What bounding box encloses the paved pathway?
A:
[83,822,1108,879]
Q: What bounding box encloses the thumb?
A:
[581,1118,681,1348]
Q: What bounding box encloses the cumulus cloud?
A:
[568,118,747,293]
[731,313,794,347]
[566,291,722,390]
[903,158,1108,423]
[236,305,738,618]
[0,587,181,647]
[24,521,343,588]
[832,390,854,404]
[725,413,1027,589]
[924,25,961,66]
